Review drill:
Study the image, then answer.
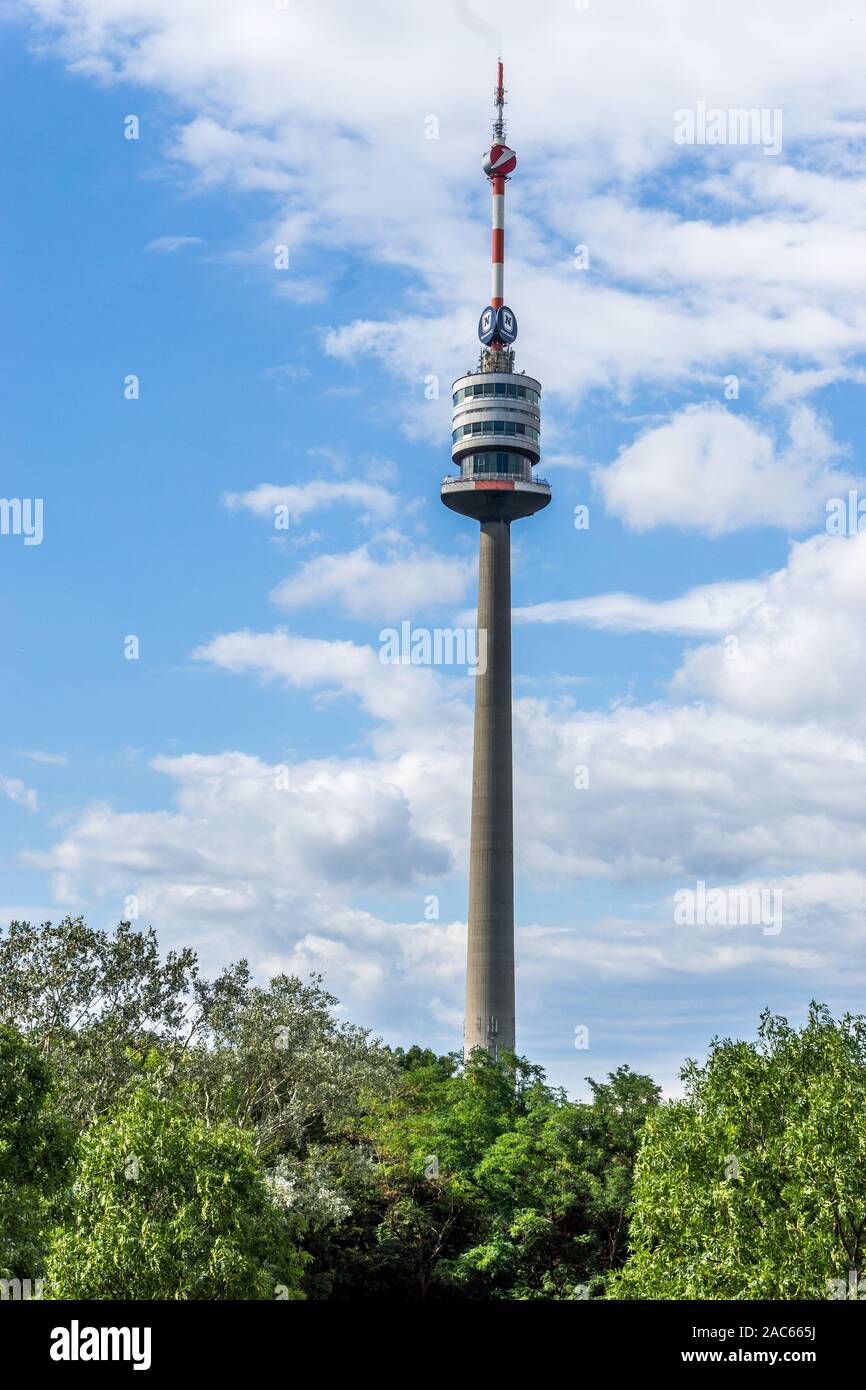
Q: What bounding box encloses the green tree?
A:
[0,917,198,1124]
[0,917,403,1290]
[295,1049,469,1299]
[612,1004,866,1300]
[46,1081,307,1300]
[0,919,396,1172]
[180,965,396,1159]
[441,1060,659,1298]
[1,918,667,1301]
[0,1023,73,1280]
[304,1050,658,1299]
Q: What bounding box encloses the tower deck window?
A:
[453,384,539,406]
[452,422,538,444]
[460,451,534,481]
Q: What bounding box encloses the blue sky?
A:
[4,0,866,1094]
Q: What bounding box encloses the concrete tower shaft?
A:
[465,518,515,1054]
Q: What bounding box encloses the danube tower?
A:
[442,62,551,1057]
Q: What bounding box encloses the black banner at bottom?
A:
[2,1297,860,1374]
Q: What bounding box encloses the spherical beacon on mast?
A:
[441,61,551,1060]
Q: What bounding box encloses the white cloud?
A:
[145,235,202,252]
[223,480,396,524]
[515,697,866,885]
[518,529,866,733]
[766,363,866,405]
[595,404,854,534]
[20,0,866,425]
[191,625,866,890]
[0,774,38,812]
[26,749,451,911]
[20,750,68,766]
[520,914,822,986]
[515,578,764,635]
[23,738,464,1037]
[34,603,866,910]
[273,275,328,304]
[513,524,866,734]
[262,363,311,386]
[190,628,472,766]
[672,530,866,725]
[270,543,476,621]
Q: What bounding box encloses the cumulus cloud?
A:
[189,628,477,828]
[270,543,476,621]
[515,697,866,884]
[672,530,866,724]
[223,480,396,524]
[515,578,764,635]
[516,529,866,733]
[23,763,462,1039]
[25,749,451,920]
[766,363,866,405]
[36,607,866,908]
[595,404,854,534]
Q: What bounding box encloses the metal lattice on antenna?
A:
[493,58,506,140]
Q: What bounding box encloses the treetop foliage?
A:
[2,917,863,1300]
[612,1002,866,1300]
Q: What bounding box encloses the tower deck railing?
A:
[443,472,550,487]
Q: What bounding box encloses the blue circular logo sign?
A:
[496,305,518,344]
[478,305,497,345]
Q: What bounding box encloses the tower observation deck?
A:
[442,62,551,1059]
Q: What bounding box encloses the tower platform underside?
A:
[441,476,550,522]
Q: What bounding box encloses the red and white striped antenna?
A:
[481,60,517,346]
